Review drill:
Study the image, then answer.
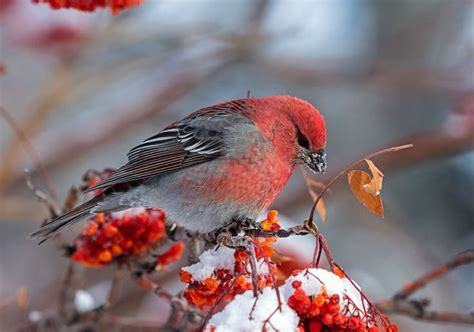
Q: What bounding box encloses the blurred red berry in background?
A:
[71,208,168,267]
[31,0,143,14]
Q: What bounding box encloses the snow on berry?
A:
[206,287,299,332]
[180,246,276,308]
[283,268,369,313]
[283,268,388,331]
[181,246,236,282]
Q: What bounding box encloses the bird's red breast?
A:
[180,95,326,211]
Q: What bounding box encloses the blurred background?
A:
[0,0,473,331]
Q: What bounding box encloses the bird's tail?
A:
[30,198,99,244]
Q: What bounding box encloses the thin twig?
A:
[105,269,123,309]
[377,250,474,325]
[25,171,68,247]
[58,262,76,321]
[134,274,188,311]
[377,300,474,325]
[394,250,474,301]
[165,300,184,330]
[188,233,202,264]
[201,278,236,329]
[25,170,60,219]
[0,107,58,200]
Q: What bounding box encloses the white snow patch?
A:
[283,268,369,318]
[28,310,43,322]
[207,287,299,332]
[182,246,236,281]
[182,246,273,282]
[74,289,95,313]
[256,259,270,275]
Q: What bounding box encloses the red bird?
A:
[31,96,327,241]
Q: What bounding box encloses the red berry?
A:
[308,320,323,332]
[292,280,302,289]
[288,289,311,314]
[322,313,333,326]
[333,313,344,325]
[388,324,398,332]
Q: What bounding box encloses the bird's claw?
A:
[215,232,260,297]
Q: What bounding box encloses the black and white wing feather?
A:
[84,104,250,192]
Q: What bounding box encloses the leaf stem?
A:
[308,144,413,225]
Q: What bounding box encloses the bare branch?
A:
[25,170,60,219]
[377,300,474,325]
[58,262,76,321]
[0,107,58,200]
[377,250,474,325]
[394,250,474,301]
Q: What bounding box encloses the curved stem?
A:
[308,144,413,225]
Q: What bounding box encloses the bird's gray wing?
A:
[85,101,252,192]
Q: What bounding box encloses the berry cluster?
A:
[180,248,276,309]
[71,209,174,267]
[288,281,397,332]
[180,211,280,308]
[255,210,280,261]
[32,0,142,14]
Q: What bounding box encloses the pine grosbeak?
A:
[31,95,326,241]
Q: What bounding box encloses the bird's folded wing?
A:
[84,110,243,192]
[86,100,253,192]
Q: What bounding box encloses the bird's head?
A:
[288,97,327,174]
[250,95,327,174]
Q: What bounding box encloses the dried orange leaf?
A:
[347,170,384,217]
[364,159,384,195]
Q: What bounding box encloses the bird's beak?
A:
[308,149,327,174]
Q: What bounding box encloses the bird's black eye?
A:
[297,131,310,149]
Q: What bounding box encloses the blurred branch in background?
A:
[376,92,474,171]
[377,250,474,325]
[259,58,472,96]
[0,107,58,200]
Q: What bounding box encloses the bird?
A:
[30,95,327,242]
